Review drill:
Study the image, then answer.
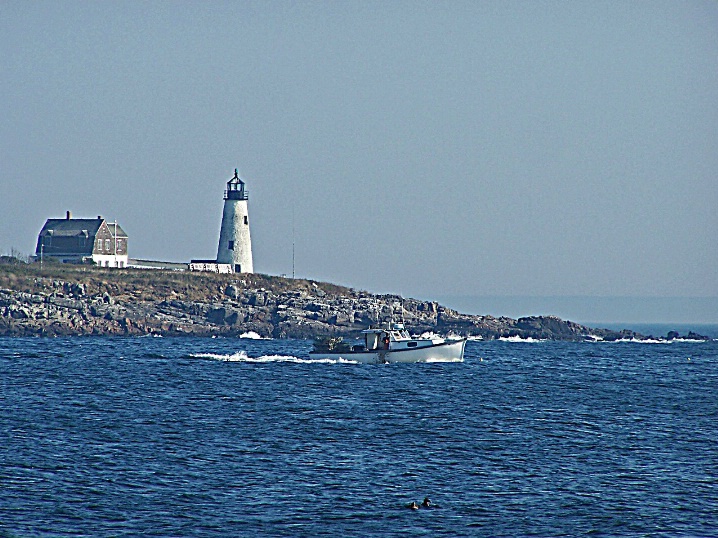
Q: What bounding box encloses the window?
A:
[97,239,102,251]
[408,341,418,348]
[105,239,110,250]
[228,241,234,250]
[244,216,248,225]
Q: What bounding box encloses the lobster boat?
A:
[309,324,466,364]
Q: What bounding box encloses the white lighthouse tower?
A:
[216,169,254,273]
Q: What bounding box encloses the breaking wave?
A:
[417,331,442,339]
[189,351,357,364]
[499,336,709,344]
[598,338,710,344]
[608,338,672,344]
[239,331,269,340]
[499,335,546,343]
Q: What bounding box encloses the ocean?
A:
[2,334,717,537]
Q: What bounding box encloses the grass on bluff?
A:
[0,262,353,303]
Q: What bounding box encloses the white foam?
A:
[499,335,546,343]
[191,351,250,362]
[189,352,357,364]
[239,331,268,340]
[612,338,709,344]
[606,338,672,344]
[417,331,442,339]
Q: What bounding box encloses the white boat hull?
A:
[309,338,466,364]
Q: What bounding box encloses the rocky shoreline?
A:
[0,265,707,341]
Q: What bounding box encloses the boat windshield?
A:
[390,330,410,341]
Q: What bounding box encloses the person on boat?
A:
[383,335,390,350]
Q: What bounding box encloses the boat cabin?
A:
[361,323,441,351]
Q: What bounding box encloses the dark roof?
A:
[228,168,245,186]
[36,218,128,256]
[39,219,102,238]
[225,169,249,201]
[38,218,127,238]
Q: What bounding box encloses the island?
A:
[0,262,706,341]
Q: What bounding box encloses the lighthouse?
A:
[216,169,254,273]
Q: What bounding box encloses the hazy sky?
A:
[2,1,717,306]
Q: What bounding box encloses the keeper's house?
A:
[35,211,129,268]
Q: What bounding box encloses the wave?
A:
[417,331,442,339]
[499,336,546,343]
[239,331,269,340]
[609,338,670,344]
[189,351,357,364]
[415,331,465,342]
[598,338,710,344]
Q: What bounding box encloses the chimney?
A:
[97,216,102,220]
[66,210,72,220]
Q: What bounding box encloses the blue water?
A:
[2,336,717,537]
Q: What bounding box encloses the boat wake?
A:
[188,352,460,364]
[189,351,358,364]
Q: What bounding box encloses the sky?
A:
[2,1,717,321]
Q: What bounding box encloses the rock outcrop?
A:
[0,265,706,341]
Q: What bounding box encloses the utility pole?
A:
[114,220,117,267]
[292,204,295,279]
